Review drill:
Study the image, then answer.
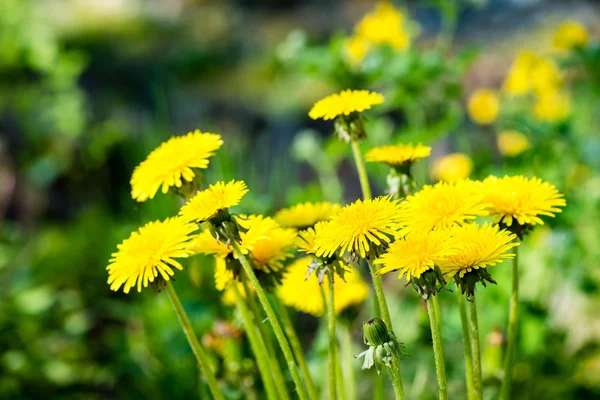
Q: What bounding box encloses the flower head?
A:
[274,201,341,230]
[533,89,571,123]
[179,180,248,224]
[356,318,407,376]
[553,21,588,50]
[467,89,499,125]
[192,230,233,258]
[503,51,538,96]
[365,143,431,169]
[314,196,402,259]
[430,153,473,182]
[399,180,489,235]
[107,218,197,293]
[309,90,384,121]
[131,131,223,202]
[375,229,458,281]
[497,130,530,157]
[278,257,369,317]
[354,2,410,50]
[344,36,371,66]
[482,175,566,231]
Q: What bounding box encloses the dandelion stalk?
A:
[271,295,319,399]
[351,140,372,200]
[500,246,519,400]
[232,283,282,400]
[426,298,448,400]
[165,283,224,400]
[230,241,310,400]
[339,322,357,400]
[326,269,338,400]
[469,293,484,400]
[457,289,475,400]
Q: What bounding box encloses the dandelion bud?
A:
[356,318,408,376]
[363,318,390,347]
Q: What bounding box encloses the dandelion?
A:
[399,180,488,235]
[314,196,403,259]
[533,89,571,123]
[179,180,248,224]
[107,218,197,293]
[309,90,384,121]
[354,2,410,51]
[344,36,371,66]
[274,201,340,230]
[467,89,499,125]
[247,227,297,274]
[530,58,562,95]
[214,256,235,291]
[278,257,369,317]
[130,131,223,202]
[365,143,431,170]
[497,130,530,157]
[482,175,566,232]
[430,153,473,182]
[553,21,588,50]
[503,51,538,96]
[192,230,233,258]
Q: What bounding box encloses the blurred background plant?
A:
[1,0,599,399]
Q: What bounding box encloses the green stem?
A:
[165,283,224,400]
[500,246,519,400]
[470,294,483,400]
[388,364,405,400]
[231,242,309,400]
[350,140,372,200]
[232,283,282,400]
[457,290,475,400]
[327,270,338,400]
[271,296,319,399]
[367,259,405,400]
[339,323,357,400]
[426,298,448,400]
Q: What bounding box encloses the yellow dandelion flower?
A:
[503,51,538,96]
[296,221,326,255]
[314,196,402,259]
[430,153,473,182]
[345,35,371,66]
[238,214,282,249]
[365,143,431,168]
[278,257,369,317]
[399,180,489,235]
[130,131,223,202]
[553,21,588,50]
[309,90,384,120]
[247,228,297,273]
[192,230,233,258]
[274,201,341,230]
[467,89,499,125]
[482,175,566,227]
[497,130,531,157]
[438,223,518,279]
[355,2,410,50]
[179,180,248,223]
[107,218,197,293]
[214,256,235,291]
[374,230,458,280]
[534,89,571,123]
[530,58,562,95]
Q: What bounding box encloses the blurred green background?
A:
[1,0,599,399]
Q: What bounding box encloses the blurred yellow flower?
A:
[375,230,458,280]
[247,227,297,273]
[107,218,197,293]
[278,257,369,317]
[274,201,340,230]
[314,196,402,258]
[296,222,325,255]
[130,131,223,202]
[497,130,530,157]
[398,180,489,235]
[214,256,235,291]
[503,51,538,96]
[179,180,248,223]
[355,2,410,51]
[468,89,499,125]
[534,89,571,123]
[344,35,371,66]
[430,153,473,182]
[192,230,233,258]
[530,58,562,95]
[309,90,384,120]
[482,175,566,227]
[365,143,431,169]
[553,21,588,50]
[439,223,518,279]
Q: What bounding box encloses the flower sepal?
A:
[334,113,367,143]
[453,268,497,300]
[408,266,448,299]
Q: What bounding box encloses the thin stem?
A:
[164,283,224,400]
[470,294,483,400]
[271,296,319,399]
[457,290,475,400]
[231,241,310,400]
[388,364,405,400]
[327,270,338,400]
[427,298,448,400]
[339,323,356,400]
[500,246,519,400]
[350,140,372,200]
[232,283,282,400]
[367,259,405,399]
